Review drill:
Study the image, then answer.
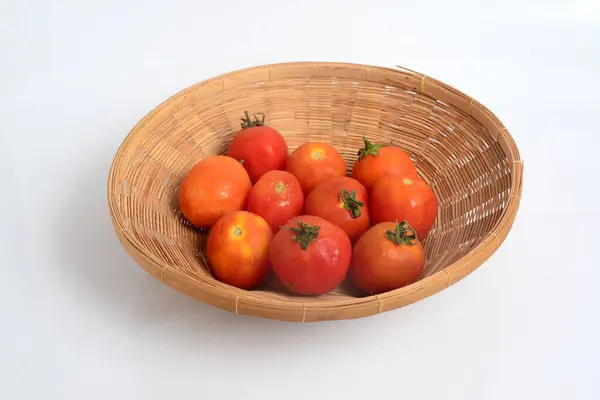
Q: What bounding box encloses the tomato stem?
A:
[339,189,364,219]
[357,136,386,162]
[240,111,265,129]
[385,220,418,246]
[282,221,320,250]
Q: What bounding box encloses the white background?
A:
[1,0,599,399]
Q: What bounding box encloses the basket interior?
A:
[109,64,513,305]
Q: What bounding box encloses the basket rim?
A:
[107,61,523,321]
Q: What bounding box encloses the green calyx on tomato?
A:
[385,220,418,246]
[283,221,320,250]
[357,136,386,162]
[338,189,364,219]
[240,111,266,129]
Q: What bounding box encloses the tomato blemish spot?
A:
[403,178,413,185]
[274,181,287,194]
[232,226,243,237]
[310,148,325,160]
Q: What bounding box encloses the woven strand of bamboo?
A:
[107,62,523,322]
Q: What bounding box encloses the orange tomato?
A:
[350,220,425,294]
[207,211,273,289]
[371,174,438,241]
[351,136,417,191]
[286,142,347,194]
[305,176,370,243]
[246,170,304,234]
[179,156,252,228]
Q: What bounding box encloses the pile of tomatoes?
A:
[179,112,438,296]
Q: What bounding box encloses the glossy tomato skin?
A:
[269,215,352,295]
[351,137,417,191]
[286,142,347,194]
[246,170,304,234]
[179,156,252,228]
[350,221,425,294]
[305,176,370,243]
[227,122,288,183]
[371,174,438,241]
[207,211,273,289]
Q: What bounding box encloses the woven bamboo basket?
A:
[107,62,523,322]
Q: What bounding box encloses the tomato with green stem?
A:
[270,215,352,295]
[350,220,425,294]
[227,111,289,182]
[351,136,417,191]
[305,176,370,243]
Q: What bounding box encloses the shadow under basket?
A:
[107,62,523,322]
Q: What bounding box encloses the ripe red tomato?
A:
[207,211,273,289]
[270,215,352,295]
[351,136,417,191]
[350,220,425,294]
[286,142,347,194]
[179,156,252,228]
[371,174,438,241]
[246,170,304,234]
[305,176,370,243]
[227,111,289,182]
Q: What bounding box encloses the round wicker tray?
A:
[107,62,523,322]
